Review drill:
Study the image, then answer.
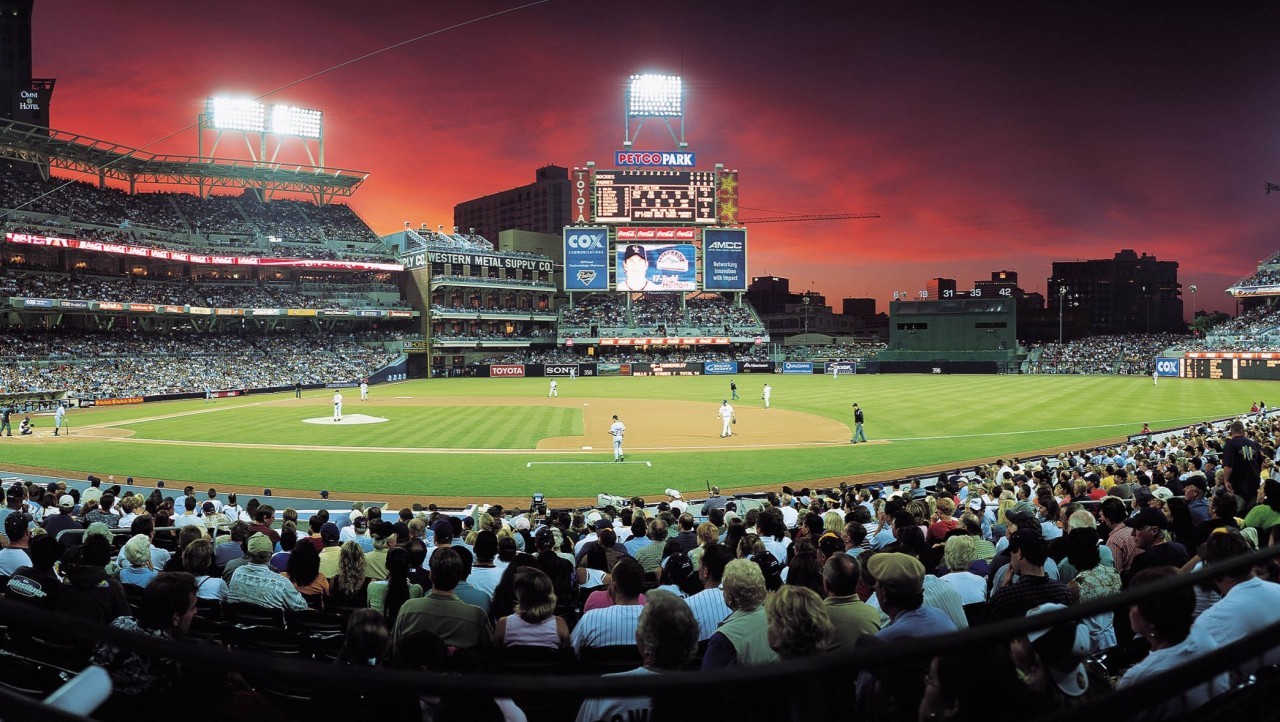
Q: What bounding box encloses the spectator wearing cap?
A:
[683,544,734,641]
[391,546,492,651]
[7,534,61,610]
[200,501,229,534]
[119,534,159,588]
[0,512,33,575]
[701,558,779,669]
[1123,507,1189,587]
[571,557,649,656]
[822,553,881,652]
[868,552,956,642]
[573,591,699,722]
[226,532,307,611]
[44,494,83,543]
[988,530,1073,621]
[1119,567,1231,716]
[363,521,397,581]
[1183,478,1211,525]
[666,489,688,515]
[317,522,343,578]
[427,519,460,561]
[1010,603,1108,710]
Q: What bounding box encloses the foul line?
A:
[527,461,652,467]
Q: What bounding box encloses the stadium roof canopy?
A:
[0,118,368,203]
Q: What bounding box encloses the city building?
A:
[1049,249,1182,335]
[453,165,572,243]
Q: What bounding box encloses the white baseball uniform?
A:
[54,405,65,433]
[360,382,369,400]
[609,418,626,461]
[549,380,558,398]
[333,391,343,421]
[762,384,771,409]
[1152,370,1158,385]
[718,402,735,437]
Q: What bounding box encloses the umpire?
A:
[0,405,10,437]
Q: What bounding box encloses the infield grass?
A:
[4,374,1268,500]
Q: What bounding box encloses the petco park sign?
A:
[614,151,696,168]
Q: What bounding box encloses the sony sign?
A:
[544,364,578,376]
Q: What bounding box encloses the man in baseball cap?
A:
[867,553,956,641]
[1011,603,1097,703]
[617,244,654,291]
[1124,507,1189,582]
[45,494,83,542]
[226,532,307,611]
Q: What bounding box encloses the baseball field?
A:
[2,374,1268,506]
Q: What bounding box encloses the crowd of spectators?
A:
[431,275,554,289]
[474,346,771,365]
[0,269,411,310]
[1,407,1276,718]
[430,304,556,317]
[1030,333,1186,374]
[559,294,766,336]
[1174,306,1280,353]
[1230,267,1280,288]
[0,329,398,396]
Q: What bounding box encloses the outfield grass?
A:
[3,375,1269,500]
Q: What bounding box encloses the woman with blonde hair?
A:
[689,522,721,567]
[328,541,369,607]
[766,585,834,660]
[493,567,569,649]
[822,511,844,536]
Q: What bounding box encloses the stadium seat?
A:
[195,598,223,621]
[494,645,575,673]
[287,608,346,635]
[228,624,306,659]
[577,644,642,674]
[962,602,987,627]
[222,602,286,628]
[0,650,70,698]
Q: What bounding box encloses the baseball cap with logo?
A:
[624,244,645,261]
[1124,507,1169,530]
[58,495,75,509]
[320,522,340,544]
[1025,603,1092,697]
[246,532,274,555]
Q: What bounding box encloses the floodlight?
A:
[270,104,323,138]
[628,74,682,117]
[208,97,265,132]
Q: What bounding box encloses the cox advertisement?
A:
[702,229,748,291]
[704,361,738,375]
[1155,357,1181,377]
[615,243,698,292]
[564,227,609,291]
[783,362,813,375]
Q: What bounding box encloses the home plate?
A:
[303,414,389,425]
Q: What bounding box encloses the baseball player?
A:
[1152,369,1158,386]
[718,400,736,438]
[851,403,867,443]
[360,379,369,401]
[762,383,772,409]
[332,390,343,422]
[53,404,65,436]
[205,387,213,404]
[730,380,739,400]
[549,379,559,398]
[609,415,626,462]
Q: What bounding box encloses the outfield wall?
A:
[472,360,1000,377]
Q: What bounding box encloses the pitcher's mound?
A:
[303,414,389,425]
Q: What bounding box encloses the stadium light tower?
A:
[1058,286,1067,344]
[624,73,687,149]
[197,96,326,198]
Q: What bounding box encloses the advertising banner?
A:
[128,303,156,313]
[286,309,317,317]
[22,298,53,308]
[214,308,243,316]
[703,361,739,375]
[782,361,813,375]
[615,227,699,241]
[615,242,698,292]
[251,308,282,316]
[544,364,580,377]
[404,341,429,353]
[210,389,244,398]
[324,382,359,389]
[388,310,414,318]
[631,362,702,377]
[189,306,212,315]
[740,361,776,373]
[59,300,91,309]
[93,396,144,406]
[826,361,857,375]
[702,228,748,291]
[599,337,732,345]
[596,363,624,377]
[427,250,554,273]
[564,227,610,291]
[4,233,403,271]
[571,167,592,225]
[489,364,526,378]
[614,151,696,168]
[1155,357,1182,377]
[99,301,125,311]
[160,305,186,314]
[717,169,739,225]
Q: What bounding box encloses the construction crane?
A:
[1267,183,1280,194]
[736,212,880,224]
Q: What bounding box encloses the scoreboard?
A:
[1239,358,1280,380]
[593,170,717,224]
[1184,357,1230,379]
[1181,356,1280,380]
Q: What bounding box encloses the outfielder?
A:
[549,379,558,398]
[609,415,625,462]
[762,383,772,409]
[53,404,65,436]
[332,390,343,422]
[360,379,369,401]
[718,400,736,438]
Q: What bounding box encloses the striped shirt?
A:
[570,604,645,655]
[683,586,732,641]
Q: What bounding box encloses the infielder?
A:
[762,383,772,409]
[609,414,625,462]
[549,379,558,398]
[332,390,343,422]
[53,404,65,436]
[718,400,736,438]
[360,379,369,401]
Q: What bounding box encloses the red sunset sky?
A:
[26,0,1280,318]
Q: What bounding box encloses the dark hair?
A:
[699,544,734,584]
[336,608,389,667]
[785,546,825,596]
[139,572,196,633]
[130,515,155,538]
[27,534,60,570]
[383,547,412,622]
[1099,497,1128,524]
[1064,527,1101,572]
[406,538,428,569]
[1212,492,1239,520]
[1130,567,1194,645]
[611,557,646,598]
[279,528,298,553]
[287,540,321,586]
[473,531,498,562]
[823,553,860,596]
[429,547,464,591]
[1263,479,1280,514]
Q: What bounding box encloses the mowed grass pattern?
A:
[2,374,1272,498]
[120,405,582,449]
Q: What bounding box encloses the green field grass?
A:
[2,375,1269,500]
